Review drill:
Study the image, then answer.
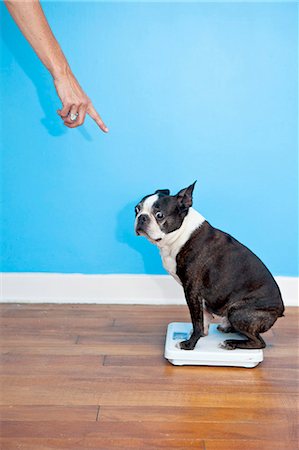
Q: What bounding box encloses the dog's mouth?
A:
[136,229,162,243]
[135,228,149,239]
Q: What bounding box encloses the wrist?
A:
[50,59,71,81]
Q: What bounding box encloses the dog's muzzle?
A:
[135,214,150,235]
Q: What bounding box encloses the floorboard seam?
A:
[96,405,101,422]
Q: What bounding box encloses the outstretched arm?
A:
[5,0,108,131]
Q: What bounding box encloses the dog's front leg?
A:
[180,284,204,350]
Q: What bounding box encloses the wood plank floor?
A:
[0,304,298,450]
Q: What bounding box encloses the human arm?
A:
[4,0,108,131]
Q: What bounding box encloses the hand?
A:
[54,68,108,132]
[4,1,108,132]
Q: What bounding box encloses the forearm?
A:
[5,0,108,131]
[5,0,69,79]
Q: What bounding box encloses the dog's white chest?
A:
[157,208,206,284]
[160,248,181,284]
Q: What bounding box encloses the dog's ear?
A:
[176,181,197,210]
[155,189,170,196]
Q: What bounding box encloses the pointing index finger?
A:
[88,104,109,133]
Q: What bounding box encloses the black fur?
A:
[135,184,197,236]
[176,222,284,350]
[135,183,284,351]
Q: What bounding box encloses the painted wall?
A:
[1,1,298,276]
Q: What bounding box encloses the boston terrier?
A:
[134,182,284,350]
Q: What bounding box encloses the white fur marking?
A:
[135,194,166,242]
[203,309,214,336]
[158,208,205,283]
[140,194,158,215]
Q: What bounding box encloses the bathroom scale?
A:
[164,322,263,368]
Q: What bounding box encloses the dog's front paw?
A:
[180,339,197,350]
[219,339,237,350]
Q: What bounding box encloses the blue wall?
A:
[1,1,298,275]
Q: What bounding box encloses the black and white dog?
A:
[134,182,284,350]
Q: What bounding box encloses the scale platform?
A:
[164,323,263,368]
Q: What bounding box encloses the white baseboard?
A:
[1,273,298,306]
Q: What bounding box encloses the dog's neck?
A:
[157,207,206,256]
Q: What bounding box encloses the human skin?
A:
[5,0,108,131]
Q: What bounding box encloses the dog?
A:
[134,182,284,350]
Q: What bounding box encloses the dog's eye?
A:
[155,211,164,220]
[135,206,141,215]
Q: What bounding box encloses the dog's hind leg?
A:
[220,308,276,350]
[220,330,266,350]
[217,316,235,334]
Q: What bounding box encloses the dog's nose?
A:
[136,214,150,236]
[137,214,149,226]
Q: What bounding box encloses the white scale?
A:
[164,323,263,368]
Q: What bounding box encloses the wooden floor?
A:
[0,304,298,450]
